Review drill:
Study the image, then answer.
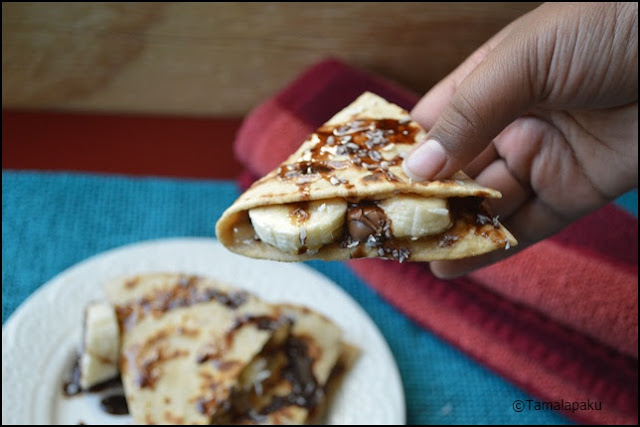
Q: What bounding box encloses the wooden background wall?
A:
[2,2,540,116]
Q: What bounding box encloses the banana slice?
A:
[378,195,452,238]
[249,198,348,254]
[80,301,120,389]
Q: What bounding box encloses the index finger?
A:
[411,15,524,129]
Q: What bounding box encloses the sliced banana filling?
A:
[378,195,452,239]
[248,195,452,255]
[80,302,121,390]
[249,198,348,254]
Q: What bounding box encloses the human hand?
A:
[403,2,638,278]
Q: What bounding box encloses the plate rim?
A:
[2,237,406,425]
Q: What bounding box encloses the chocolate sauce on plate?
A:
[99,394,129,415]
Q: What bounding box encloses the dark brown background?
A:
[2,2,540,177]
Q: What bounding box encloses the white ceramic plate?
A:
[2,238,405,425]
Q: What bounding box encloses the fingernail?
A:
[403,139,446,181]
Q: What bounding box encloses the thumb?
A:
[404,32,538,181]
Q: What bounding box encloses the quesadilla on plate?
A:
[105,273,291,425]
[95,273,356,425]
[216,91,517,262]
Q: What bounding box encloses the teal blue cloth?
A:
[3,171,637,424]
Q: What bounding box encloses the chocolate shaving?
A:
[438,234,459,248]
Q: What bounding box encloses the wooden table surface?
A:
[3,3,540,116]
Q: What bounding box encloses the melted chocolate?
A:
[99,394,129,415]
[62,354,128,417]
[448,196,484,214]
[259,335,322,415]
[346,204,388,242]
[340,201,411,262]
[87,376,123,393]
[217,335,323,424]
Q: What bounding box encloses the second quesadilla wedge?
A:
[105,273,291,425]
[216,92,517,262]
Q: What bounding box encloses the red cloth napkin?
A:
[234,58,638,425]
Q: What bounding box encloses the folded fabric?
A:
[234,58,638,424]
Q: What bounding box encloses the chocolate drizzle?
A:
[62,354,128,416]
[276,118,419,191]
[126,345,189,389]
[116,276,248,332]
[259,335,322,415]
[99,394,129,415]
[229,314,283,334]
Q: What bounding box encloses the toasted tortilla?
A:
[104,273,290,425]
[216,91,516,262]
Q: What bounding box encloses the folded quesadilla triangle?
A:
[216,91,517,262]
[212,304,358,425]
[105,273,291,425]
